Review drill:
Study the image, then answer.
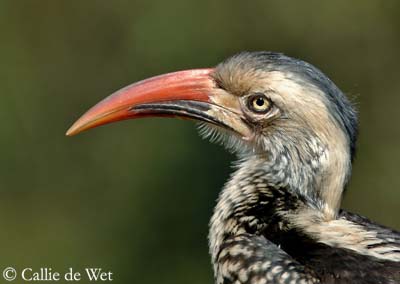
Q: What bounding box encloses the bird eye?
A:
[247,93,271,113]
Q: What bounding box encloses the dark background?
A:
[1,1,399,283]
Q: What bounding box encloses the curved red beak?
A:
[66,69,215,136]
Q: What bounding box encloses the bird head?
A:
[67,52,357,218]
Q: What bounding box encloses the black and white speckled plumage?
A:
[209,157,400,283]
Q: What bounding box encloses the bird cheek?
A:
[207,105,253,139]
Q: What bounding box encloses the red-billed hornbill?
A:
[67,52,400,284]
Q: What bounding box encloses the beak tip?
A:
[65,123,81,136]
[65,128,75,137]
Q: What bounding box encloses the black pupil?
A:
[256,97,264,107]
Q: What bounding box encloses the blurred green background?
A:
[0,1,399,283]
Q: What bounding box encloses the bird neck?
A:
[208,148,350,269]
[260,131,352,218]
